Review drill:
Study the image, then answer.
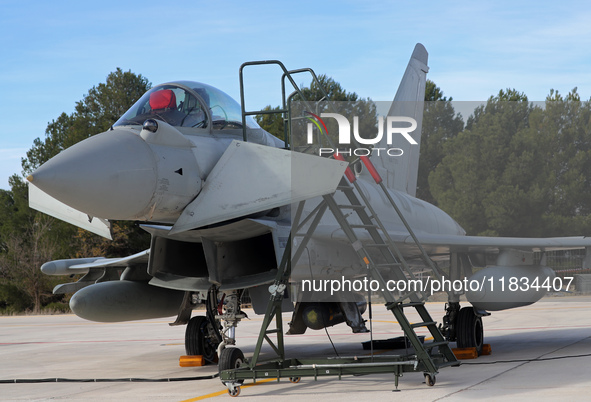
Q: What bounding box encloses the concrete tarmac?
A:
[2,296,591,401]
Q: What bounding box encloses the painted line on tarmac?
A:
[0,338,183,345]
[180,378,276,401]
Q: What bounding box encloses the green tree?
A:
[429,89,535,236]
[22,68,151,175]
[536,89,591,235]
[256,75,376,150]
[255,105,285,140]
[417,80,464,204]
[0,213,57,313]
[0,69,152,313]
[429,87,591,237]
[296,74,359,102]
[293,74,369,149]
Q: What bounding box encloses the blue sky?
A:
[2,0,591,190]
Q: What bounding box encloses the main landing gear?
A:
[441,302,484,355]
[456,306,484,354]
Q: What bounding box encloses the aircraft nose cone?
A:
[29,130,157,220]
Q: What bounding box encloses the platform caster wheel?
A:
[289,376,301,384]
[424,373,436,386]
[227,385,241,397]
[456,307,484,355]
[185,316,219,363]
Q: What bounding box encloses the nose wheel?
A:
[219,347,245,372]
[220,347,245,396]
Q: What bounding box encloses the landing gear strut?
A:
[216,293,247,396]
[215,291,247,357]
[439,302,460,342]
[184,288,248,366]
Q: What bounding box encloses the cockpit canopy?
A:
[114,81,260,130]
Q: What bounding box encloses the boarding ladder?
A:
[220,61,458,396]
[318,156,458,373]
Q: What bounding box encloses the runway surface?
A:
[2,295,591,401]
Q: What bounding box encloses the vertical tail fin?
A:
[370,43,428,196]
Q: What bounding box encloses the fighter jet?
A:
[29,44,591,367]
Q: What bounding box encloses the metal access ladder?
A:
[220,160,459,396]
[324,162,458,373]
[219,62,459,397]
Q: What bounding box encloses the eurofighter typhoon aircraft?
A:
[29,44,591,367]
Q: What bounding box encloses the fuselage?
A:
[28,81,282,224]
[29,80,466,274]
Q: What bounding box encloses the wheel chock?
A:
[481,344,492,355]
[451,347,478,359]
[179,355,205,367]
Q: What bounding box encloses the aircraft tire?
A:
[456,307,483,355]
[219,347,245,384]
[185,315,219,362]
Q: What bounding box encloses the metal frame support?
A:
[246,200,329,368]
[239,61,333,149]
[222,61,460,396]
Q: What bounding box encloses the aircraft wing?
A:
[66,249,150,269]
[405,233,591,253]
[313,225,591,254]
[170,140,348,234]
[43,250,150,295]
[29,183,112,239]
